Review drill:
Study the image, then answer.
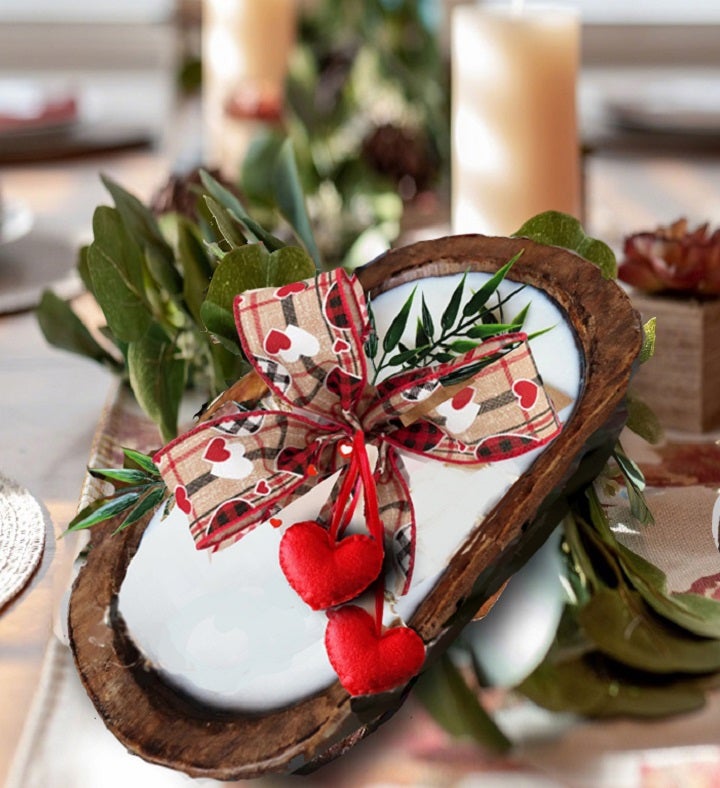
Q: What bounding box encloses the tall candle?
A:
[451,3,580,236]
[202,0,297,177]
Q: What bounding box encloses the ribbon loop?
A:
[234,269,369,422]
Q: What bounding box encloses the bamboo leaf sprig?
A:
[366,253,528,384]
[66,448,167,534]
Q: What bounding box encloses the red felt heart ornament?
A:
[512,378,539,410]
[325,605,426,696]
[279,521,384,610]
[264,328,292,355]
[204,437,231,463]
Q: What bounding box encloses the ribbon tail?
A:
[374,444,416,596]
[154,410,339,552]
[381,337,563,465]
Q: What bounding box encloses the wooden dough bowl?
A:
[69,234,642,779]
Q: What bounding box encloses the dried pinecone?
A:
[361,123,439,198]
[619,218,720,296]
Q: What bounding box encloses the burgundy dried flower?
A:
[619,218,720,296]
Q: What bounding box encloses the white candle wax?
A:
[202,0,297,176]
[451,3,580,236]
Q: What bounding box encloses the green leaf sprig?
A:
[518,482,720,718]
[67,448,167,535]
[37,145,319,442]
[366,253,528,384]
[415,212,706,747]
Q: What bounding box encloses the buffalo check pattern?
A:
[154,268,562,594]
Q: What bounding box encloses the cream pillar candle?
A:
[451,3,580,236]
[202,0,297,178]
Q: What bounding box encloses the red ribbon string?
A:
[328,447,361,543]
[350,429,387,638]
[353,430,384,547]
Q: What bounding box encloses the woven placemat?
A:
[0,472,46,611]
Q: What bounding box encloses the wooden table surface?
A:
[3,80,720,786]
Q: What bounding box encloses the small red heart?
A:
[451,386,475,410]
[264,328,292,355]
[204,436,231,463]
[175,485,192,515]
[269,517,283,528]
[275,281,308,299]
[279,521,384,610]
[333,338,350,354]
[255,479,270,496]
[325,605,426,696]
[513,379,539,410]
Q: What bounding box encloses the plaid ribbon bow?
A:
[155,269,561,595]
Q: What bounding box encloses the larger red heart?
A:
[325,605,426,696]
[265,328,292,355]
[279,521,384,610]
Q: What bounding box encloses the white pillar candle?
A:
[451,3,580,236]
[202,0,297,178]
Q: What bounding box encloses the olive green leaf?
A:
[625,393,664,445]
[513,211,617,279]
[204,195,247,250]
[578,588,720,674]
[520,649,706,718]
[612,445,653,525]
[36,290,121,370]
[199,169,285,252]
[77,245,93,292]
[87,206,152,342]
[639,317,657,364]
[145,243,182,297]
[273,139,323,270]
[414,653,512,752]
[177,218,213,323]
[240,130,285,208]
[617,544,720,640]
[101,174,174,267]
[201,244,315,349]
[127,326,187,442]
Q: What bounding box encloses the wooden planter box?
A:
[630,292,720,433]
